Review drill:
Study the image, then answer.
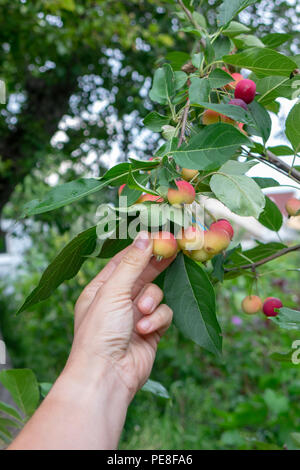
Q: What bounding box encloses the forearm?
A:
[8,359,131,450]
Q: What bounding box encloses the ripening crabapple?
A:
[118,184,126,196]
[203,228,231,255]
[202,109,223,125]
[223,71,244,90]
[285,198,300,217]
[137,193,164,203]
[234,79,256,104]
[242,295,263,315]
[167,180,196,206]
[181,168,199,182]
[228,98,248,111]
[210,219,234,240]
[262,297,283,317]
[176,225,204,252]
[202,109,235,126]
[152,231,178,259]
[186,248,214,263]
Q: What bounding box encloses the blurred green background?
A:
[1,0,300,450]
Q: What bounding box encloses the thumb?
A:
[102,232,153,294]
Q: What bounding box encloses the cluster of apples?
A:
[285,197,300,217]
[202,71,257,134]
[152,218,233,261]
[118,179,196,206]
[118,179,234,261]
[242,295,283,318]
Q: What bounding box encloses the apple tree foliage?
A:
[17,0,300,357]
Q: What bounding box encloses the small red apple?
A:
[234,79,256,104]
[262,297,283,317]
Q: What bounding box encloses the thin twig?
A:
[265,149,300,183]
[225,244,300,273]
[177,0,206,48]
[178,99,190,148]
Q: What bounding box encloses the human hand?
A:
[69,232,174,399]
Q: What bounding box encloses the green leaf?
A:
[127,170,158,196]
[195,101,255,126]
[269,351,294,363]
[210,161,265,218]
[223,48,297,77]
[141,379,170,399]
[215,159,256,175]
[0,417,21,429]
[204,36,215,64]
[128,158,159,170]
[47,0,76,11]
[39,383,53,399]
[98,235,132,259]
[0,401,23,422]
[218,0,257,26]
[263,389,289,415]
[192,11,207,29]
[22,162,160,217]
[293,55,300,68]
[253,177,280,188]
[174,71,187,90]
[0,427,12,441]
[286,102,300,153]
[211,254,226,283]
[102,162,132,184]
[267,145,294,156]
[166,51,190,70]
[155,137,179,158]
[213,36,231,60]
[258,196,283,232]
[149,64,176,105]
[18,227,97,313]
[143,112,170,132]
[256,76,295,105]
[290,433,300,447]
[162,125,177,141]
[120,184,142,207]
[271,308,300,331]
[191,52,203,69]
[164,253,222,356]
[265,101,280,114]
[233,34,265,49]
[21,178,105,217]
[172,123,250,171]
[0,369,39,417]
[222,21,251,37]
[226,242,286,268]
[248,101,272,143]
[208,68,233,88]
[189,77,211,105]
[261,33,292,49]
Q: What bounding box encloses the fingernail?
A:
[140,296,154,312]
[134,231,150,251]
[139,318,151,332]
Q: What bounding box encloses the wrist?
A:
[59,351,132,408]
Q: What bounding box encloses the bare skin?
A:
[8,232,174,450]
